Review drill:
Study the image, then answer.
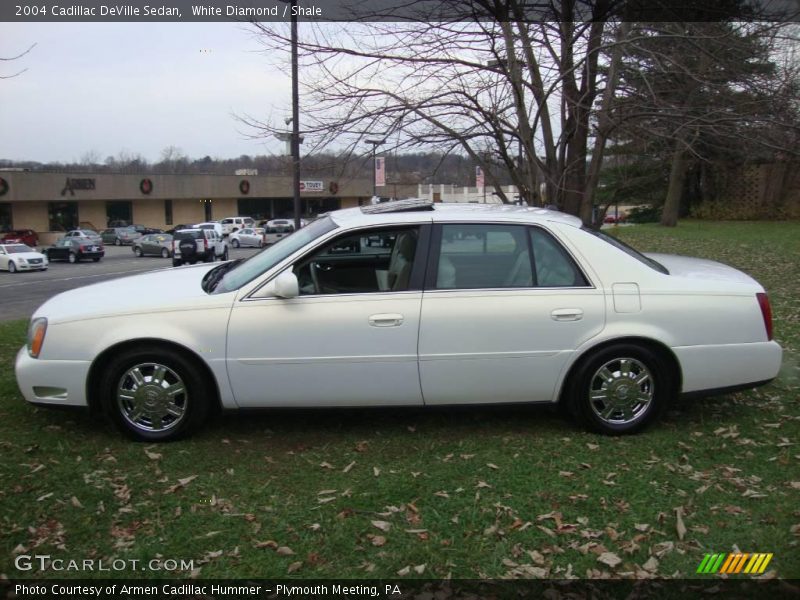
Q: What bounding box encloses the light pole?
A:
[289,0,301,230]
[365,138,385,199]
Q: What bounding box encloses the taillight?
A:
[204,239,208,249]
[756,292,773,341]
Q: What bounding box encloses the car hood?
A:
[645,253,761,287]
[33,263,225,324]
[10,252,46,260]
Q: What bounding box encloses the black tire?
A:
[8,261,16,273]
[134,247,143,257]
[222,247,229,261]
[99,346,212,442]
[115,238,121,246]
[172,259,182,267]
[92,257,101,262]
[68,252,77,264]
[232,239,240,248]
[161,248,169,258]
[565,343,671,435]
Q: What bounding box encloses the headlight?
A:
[27,317,47,358]
[18,258,27,263]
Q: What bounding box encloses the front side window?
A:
[294,227,419,295]
[435,224,532,289]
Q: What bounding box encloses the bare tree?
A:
[245,1,632,223]
[0,43,36,79]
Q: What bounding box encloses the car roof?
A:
[329,201,584,228]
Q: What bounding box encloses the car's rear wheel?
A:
[232,239,240,248]
[222,247,229,261]
[161,248,169,258]
[115,238,121,246]
[567,344,670,435]
[101,347,211,442]
[68,252,77,264]
[172,259,182,267]
[134,247,143,257]
[92,257,101,262]
[8,261,16,273]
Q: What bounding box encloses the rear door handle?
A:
[368,313,404,327]
[551,308,584,321]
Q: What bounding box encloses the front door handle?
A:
[551,308,584,321]
[368,313,404,327]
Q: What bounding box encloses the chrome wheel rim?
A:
[116,362,188,432]
[589,357,654,425]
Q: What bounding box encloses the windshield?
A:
[4,244,32,254]
[213,216,338,294]
[584,227,669,274]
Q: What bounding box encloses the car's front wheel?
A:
[101,347,212,441]
[231,239,240,248]
[8,261,17,273]
[115,238,121,246]
[134,247,143,257]
[68,252,77,264]
[566,344,671,435]
[161,248,169,258]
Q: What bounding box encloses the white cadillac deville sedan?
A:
[16,201,781,441]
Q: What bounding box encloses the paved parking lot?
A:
[0,244,261,322]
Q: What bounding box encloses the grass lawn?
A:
[0,220,798,581]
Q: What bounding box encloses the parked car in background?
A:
[44,238,104,263]
[0,243,48,273]
[128,224,164,235]
[603,213,627,224]
[172,228,228,266]
[101,227,142,246]
[264,219,295,245]
[14,200,782,441]
[133,234,174,258]
[229,228,264,248]
[63,229,102,243]
[193,222,225,237]
[1,229,39,247]
[220,216,255,235]
[166,224,193,235]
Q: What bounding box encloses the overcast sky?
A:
[0,22,291,163]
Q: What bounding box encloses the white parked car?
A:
[220,216,255,236]
[229,227,264,248]
[0,243,48,273]
[193,222,225,237]
[263,219,296,245]
[16,201,781,441]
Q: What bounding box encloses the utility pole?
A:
[290,0,301,230]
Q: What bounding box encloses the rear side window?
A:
[529,227,589,287]
[583,227,668,274]
[435,224,532,289]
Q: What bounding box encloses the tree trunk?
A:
[661,146,689,227]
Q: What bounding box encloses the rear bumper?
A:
[675,341,782,394]
[15,347,90,407]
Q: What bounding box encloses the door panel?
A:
[226,293,423,407]
[419,289,605,404]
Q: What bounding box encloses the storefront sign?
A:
[61,177,95,196]
[299,180,324,192]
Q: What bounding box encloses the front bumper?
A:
[13,261,47,271]
[15,346,91,407]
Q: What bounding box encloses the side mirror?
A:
[259,269,299,299]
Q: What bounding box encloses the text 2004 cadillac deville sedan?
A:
[16,201,782,441]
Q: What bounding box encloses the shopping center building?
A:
[0,170,419,243]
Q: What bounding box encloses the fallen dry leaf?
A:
[369,535,387,547]
[597,552,622,568]
[397,566,411,576]
[287,561,302,573]
[675,507,687,541]
[372,520,392,532]
[413,564,426,574]
[276,546,295,556]
[355,441,369,452]
[144,449,162,460]
[342,461,356,473]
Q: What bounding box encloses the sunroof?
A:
[360,198,435,214]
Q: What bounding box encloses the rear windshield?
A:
[175,231,203,240]
[583,227,669,274]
